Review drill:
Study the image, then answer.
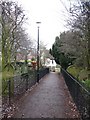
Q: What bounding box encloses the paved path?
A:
[13,72,80,118]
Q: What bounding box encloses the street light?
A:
[36,22,41,83]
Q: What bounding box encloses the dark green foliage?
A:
[31,57,35,61]
[50,33,76,69]
[69,1,90,79]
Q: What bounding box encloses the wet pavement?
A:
[13,72,80,118]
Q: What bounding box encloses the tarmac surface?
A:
[13,72,80,118]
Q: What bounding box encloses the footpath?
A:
[13,72,80,118]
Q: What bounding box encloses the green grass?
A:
[67,65,90,91]
[67,65,82,79]
[82,79,90,91]
[78,69,88,81]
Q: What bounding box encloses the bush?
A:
[78,69,88,81]
[67,65,90,90]
[67,65,82,79]
[82,79,90,91]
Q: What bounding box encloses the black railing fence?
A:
[2,68,49,107]
[39,67,49,80]
[61,68,90,119]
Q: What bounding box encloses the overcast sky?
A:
[14,0,70,49]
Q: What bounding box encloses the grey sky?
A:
[14,0,70,49]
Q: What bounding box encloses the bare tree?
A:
[1,0,33,71]
[60,0,90,78]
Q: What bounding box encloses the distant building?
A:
[16,52,36,62]
[45,58,56,68]
[16,53,25,61]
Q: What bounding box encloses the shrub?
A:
[67,65,82,79]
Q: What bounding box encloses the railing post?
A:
[8,79,11,105]
[37,72,39,83]
[26,74,28,91]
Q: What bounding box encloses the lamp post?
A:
[36,22,41,83]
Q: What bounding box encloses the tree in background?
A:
[39,41,51,67]
[51,0,90,79]
[1,0,33,73]
[50,31,80,69]
[1,1,24,71]
[68,0,90,79]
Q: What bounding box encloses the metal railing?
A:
[2,68,49,107]
[61,68,90,119]
[38,67,49,80]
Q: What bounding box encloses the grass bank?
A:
[67,65,90,91]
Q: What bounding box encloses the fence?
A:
[39,67,49,80]
[2,68,49,108]
[61,68,90,119]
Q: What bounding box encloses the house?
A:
[45,58,56,71]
